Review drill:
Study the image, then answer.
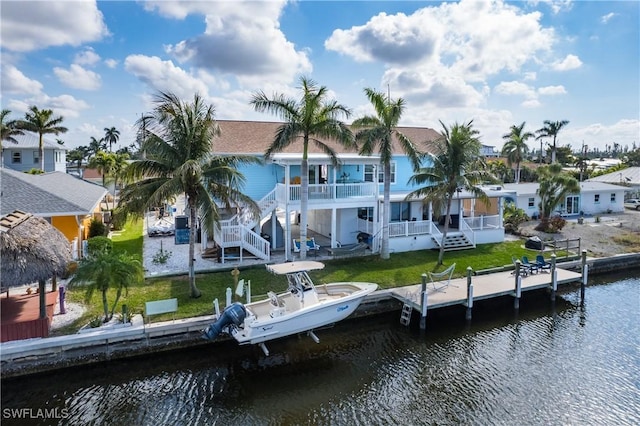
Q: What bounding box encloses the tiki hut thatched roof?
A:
[0,210,72,287]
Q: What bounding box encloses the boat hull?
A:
[231,282,377,345]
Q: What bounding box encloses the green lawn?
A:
[55,218,549,335]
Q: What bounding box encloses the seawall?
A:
[1,254,638,379]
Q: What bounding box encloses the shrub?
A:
[535,216,567,233]
[503,203,529,234]
[88,217,108,238]
[86,236,112,257]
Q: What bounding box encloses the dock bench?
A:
[145,298,178,323]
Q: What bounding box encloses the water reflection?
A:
[2,272,638,425]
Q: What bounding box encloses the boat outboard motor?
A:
[202,302,246,341]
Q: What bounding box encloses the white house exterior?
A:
[502,181,626,218]
[1,132,67,172]
[204,120,508,263]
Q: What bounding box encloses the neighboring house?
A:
[205,120,509,262]
[586,167,640,199]
[481,144,499,158]
[501,182,626,218]
[1,132,67,172]
[0,168,108,259]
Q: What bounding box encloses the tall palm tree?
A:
[19,106,68,171]
[536,120,569,164]
[88,136,105,158]
[120,91,258,298]
[407,120,494,265]
[536,163,580,231]
[88,151,117,210]
[501,122,533,184]
[352,88,421,260]
[250,76,354,260]
[1,109,24,167]
[104,126,120,152]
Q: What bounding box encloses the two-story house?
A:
[204,121,508,262]
[1,132,67,173]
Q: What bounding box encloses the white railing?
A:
[388,220,432,237]
[463,214,500,230]
[214,224,270,260]
[357,218,375,235]
[430,221,443,246]
[459,216,476,246]
[277,182,377,203]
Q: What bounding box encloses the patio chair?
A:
[427,263,456,292]
[535,254,551,272]
[521,255,539,274]
[292,238,320,257]
[511,255,528,277]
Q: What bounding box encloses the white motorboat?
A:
[202,261,378,355]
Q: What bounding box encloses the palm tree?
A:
[536,120,569,164]
[19,106,68,171]
[104,126,120,152]
[1,109,24,167]
[352,88,421,260]
[536,163,580,231]
[407,120,494,265]
[250,76,354,260]
[120,91,258,298]
[501,122,533,184]
[88,136,105,158]
[70,250,144,322]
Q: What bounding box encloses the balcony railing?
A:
[276,182,377,203]
[463,214,500,230]
[388,220,432,237]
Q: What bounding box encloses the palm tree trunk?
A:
[102,289,109,322]
[381,162,391,260]
[39,133,45,171]
[438,196,453,265]
[515,163,521,184]
[551,137,557,164]
[110,287,122,319]
[299,157,309,260]
[38,279,46,319]
[188,198,201,298]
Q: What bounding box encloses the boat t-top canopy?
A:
[266,261,325,275]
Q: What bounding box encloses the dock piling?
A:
[550,254,557,300]
[514,261,522,310]
[581,250,588,301]
[465,267,474,321]
[420,273,428,331]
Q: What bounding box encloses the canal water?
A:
[2,271,638,426]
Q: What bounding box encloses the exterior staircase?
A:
[214,189,278,260]
[431,232,475,251]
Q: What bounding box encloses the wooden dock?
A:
[391,266,584,323]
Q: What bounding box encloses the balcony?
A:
[275,182,377,204]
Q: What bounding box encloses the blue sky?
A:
[1,0,638,154]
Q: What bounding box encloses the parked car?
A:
[624,199,640,210]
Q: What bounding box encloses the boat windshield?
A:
[285,271,315,293]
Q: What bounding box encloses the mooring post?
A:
[420,273,428,331]
[226,287,232,307]
[514,261,522,310]
[550,253,557,300]
[465,267,474,321]
[581,249,588,301]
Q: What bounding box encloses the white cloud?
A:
[566,119,640,151]
[124,54,212,100]
[54,65,102,90]
[146,0,309,84]
[9,94,90,120]
[326,0,556,82]
[601,12,617,24]
[551,54,582,71]
[538,85,567,95]
[104,59,119,69]
[495,81,537,98]
[1,65,43,95]
[0,1,109,52]
[75,48,101,67]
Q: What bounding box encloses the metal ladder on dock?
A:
[400,303,413,326]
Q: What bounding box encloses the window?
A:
[357,207,374,221]
[528,197,535,208]
[55,151,62,162]
[364,163,396,184]
[11,152,21,164]
[610,193,616,203]
[33,150,39,164]
[390,202,410,222]
[594,194,600,204]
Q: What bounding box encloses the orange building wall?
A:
[51,216,78,242]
